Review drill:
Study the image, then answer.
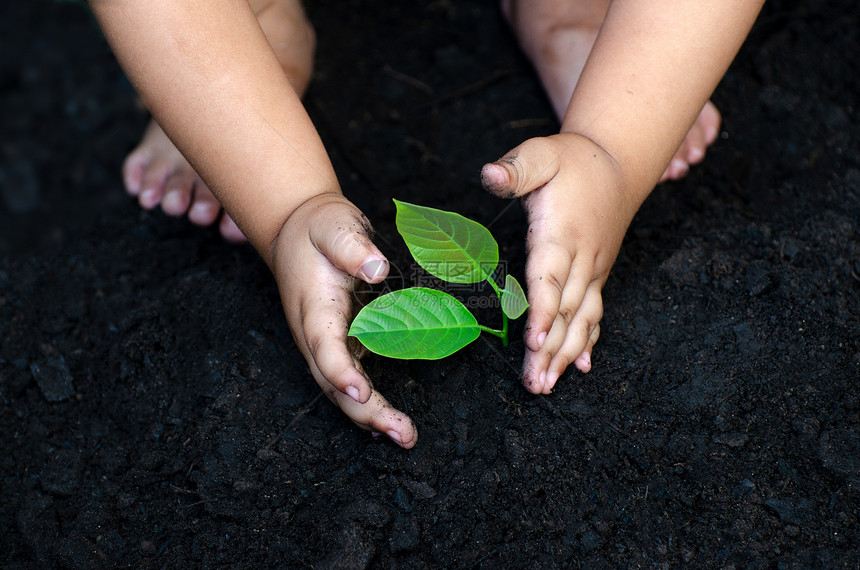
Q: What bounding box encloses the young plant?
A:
[347,200,529,359]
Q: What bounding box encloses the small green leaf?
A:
[348,287,481,359]
[500,274,529,319]
[394,199,499,284]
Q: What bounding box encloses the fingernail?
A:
[536,331,547,349]
[346,385,360,402]
[545,371,559,391]
[576,351,591,370]
[386,430,403,446]
[360,258,387,282]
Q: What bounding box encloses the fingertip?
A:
[525,313,551,352]
[574,350,592,373]
[521,355,545,394]
[358,256,389,284]
[481,162,511,196]
[386,417,418,449]
[543,370,559,394]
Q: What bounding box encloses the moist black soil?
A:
[2,1,859,567]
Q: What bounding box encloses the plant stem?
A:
[478,325,505,340]
[486,276,509,347]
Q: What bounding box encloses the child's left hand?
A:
[482,133,640,394]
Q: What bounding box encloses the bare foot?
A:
[122,0,316,243]
[502,0,721,182]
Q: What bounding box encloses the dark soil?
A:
[2,0,859,567]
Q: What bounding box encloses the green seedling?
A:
[348,200,529,359]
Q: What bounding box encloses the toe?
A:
[160,170,196,216]
[122,147,150,197]
[136,157,174,210]
[187,181,221,226]
[683,122,707,166]
[700,101,721,145]
[219,213,247,243]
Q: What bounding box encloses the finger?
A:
[535,262,592,363]
[188,179,221,226]
[545,284,603,391]
[298,285,373,404]
[308,199,389,284]
[522,238,573,352]
[481,136,561,198]
[522,341,552,394]
[573,322,601,373]
[333,389,418,449]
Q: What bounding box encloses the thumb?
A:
[308,198,390,284]
[481,136,561,199]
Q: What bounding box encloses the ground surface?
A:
[1,0,859,567]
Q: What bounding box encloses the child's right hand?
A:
[271,193,417,448]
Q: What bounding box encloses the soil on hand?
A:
[1,0,858,567]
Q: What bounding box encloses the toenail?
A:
[140,188,158,207]
[671,159,688,176]
[688,146,704,162]
[536,331,547,349]
[359,258,387,282]
[162,190,182,209]
[190,202,216,220]
[705,126,719,144]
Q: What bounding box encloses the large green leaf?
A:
[348,287,481,359]
[500,274,529,319]
[394,199,498,284]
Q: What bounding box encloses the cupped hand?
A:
[482,133,637,394]
[271,193,417,448]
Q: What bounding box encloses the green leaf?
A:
[500,274,529,319]
[394,199,499,284]
[348,287,481,359]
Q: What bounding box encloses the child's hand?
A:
[482,133,637,394]
[271,193,417,448]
